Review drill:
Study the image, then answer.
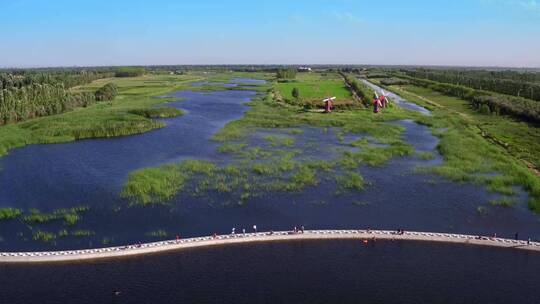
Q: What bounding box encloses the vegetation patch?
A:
[146,230,168,237]
[32,230,56,243]
[129,107,183,118]
[0,208,22,221]
[23,206,89,225]
[389,85,540,212]
[0,74,203,157]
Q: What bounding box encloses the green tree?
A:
[95,83,118,101]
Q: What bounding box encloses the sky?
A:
[1,0,540,67]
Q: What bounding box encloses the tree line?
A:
[0,70,114,90]
[342,73,374,106]
[394,74,540,123]
[400,69,540,101]
[276,68,297,80]
[0,69,120,125]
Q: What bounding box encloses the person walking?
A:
[528,237,531,245]
[242,228,246,235]
[231,228,236,235]
[253,225,257,233]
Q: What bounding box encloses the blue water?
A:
[1,240,539,304]
[0,90,255,211]
[0,80,538,251]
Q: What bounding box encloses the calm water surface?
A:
[1,240,539,304]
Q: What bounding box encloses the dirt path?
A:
[1,230,538,264]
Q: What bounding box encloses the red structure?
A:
[379,95,387,108]
[323,97,336,113]
[373,97,382,113]
[325,99,333,113]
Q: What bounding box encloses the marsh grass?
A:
[417,151,436,160]
[489,198,517,207]
[0,208,22,221]
[129,107,184,118]
[336,172,365,191]
[23,206,89,225]
[392,86,540,212]
[33,230,56,243]
[0,74,203,157]
[146,230,168,237]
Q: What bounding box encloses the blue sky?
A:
[1,0,539,67]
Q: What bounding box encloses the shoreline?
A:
[1,230,539,264]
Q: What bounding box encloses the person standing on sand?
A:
[231,228,236,235]
[253,225,257,233]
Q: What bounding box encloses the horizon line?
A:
[2,63,540,70]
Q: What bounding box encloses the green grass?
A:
[23,206,89,225]
[275,73,353,107]
[388,84,540,212]
[336,172,365,191]
[146,230,168,237]
[218,143,248,154]
[33,230,56,243]
[0,74,203,158]
[402,84,540,170]
[489,198,517,207]
[264,135,295,147]
[0,208,22,221]
[287,165,318,191]
[128,107,184,118]
[122,160,217,206]
[417,152,436,160]
[122,164,189,205]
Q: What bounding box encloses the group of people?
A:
[230,225,305,235]
[231,225,259,235]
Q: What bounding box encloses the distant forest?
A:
[0,69,117,124]
[400,69,540,101]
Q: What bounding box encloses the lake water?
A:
[0,79,538,251]
[1,240,539,304]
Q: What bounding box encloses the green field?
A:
[275,73,352,104]
[398,84,540,171]
[382,83,540,211]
